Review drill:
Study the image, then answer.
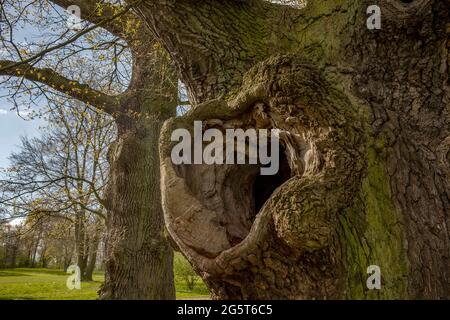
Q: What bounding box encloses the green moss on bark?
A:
[339,137,409,299]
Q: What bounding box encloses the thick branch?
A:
[0,1,139,73]
[136,0,282,103]
[49,0,142,40]
[0,60,120,113]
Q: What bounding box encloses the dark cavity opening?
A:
[253,148,291,213]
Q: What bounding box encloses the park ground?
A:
[0,268,210,300]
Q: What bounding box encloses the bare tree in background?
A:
[0,211,75,270]
[0,0,177,298]
[0,101,113,280]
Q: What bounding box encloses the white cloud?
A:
[18,109,30,116]
[9,217,24,227]
[0,108,32,116]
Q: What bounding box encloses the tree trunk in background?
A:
[74,212,89,281]
[31,232,41,267]
[84,225,101,281]
[139,0,449,299]
[63,254,72,272]
[64,244,73,272]
[8,243,17,268]
[84,250,97,281]
[25,247,32,267]
[40,245,48,268]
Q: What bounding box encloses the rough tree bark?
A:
[99,43,178,299]
[134,0,449,299]
[101,114,176,299]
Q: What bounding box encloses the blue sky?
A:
[0,101,42,169]
[0,14,44,169]
[0,6,71,170]
[0,101,43,225]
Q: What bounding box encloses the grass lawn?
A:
[0,268,210,300]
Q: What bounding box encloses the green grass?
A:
[174,273,210,299]
[0,268,210,300]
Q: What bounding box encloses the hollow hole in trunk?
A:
[223,145,292,247]
[253,146,292,213]
[175,139,293,250]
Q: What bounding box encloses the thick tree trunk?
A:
[100,115,176,299]
[344,0,450,299]
[160,57,367,299]
[136,0,449,299]
[97,36,178,298]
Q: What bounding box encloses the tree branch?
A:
[134,0,286,103]
[0,1,139,73]
[49,0,141,40]
[0,60,120,113]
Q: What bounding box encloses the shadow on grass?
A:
[80,280,103,284]
[0,268,71,277]
[13,268,68,276]
[0,297,37,300]
[0,271,30,277]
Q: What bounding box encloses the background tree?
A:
[0,0,178,298]
[0,223,21,267]
[41,218,74,271]
[0,101,113,280]
[0,213,75,269]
